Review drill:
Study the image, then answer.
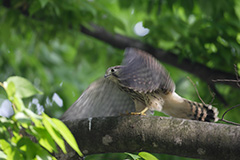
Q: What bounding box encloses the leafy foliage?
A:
[118,0,240,71]
[0,76,82,159]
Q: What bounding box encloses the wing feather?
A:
[118,48,175,93]
[61,78,135,120]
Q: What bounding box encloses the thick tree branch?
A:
[80,25,238,89]
[57,116,240,160]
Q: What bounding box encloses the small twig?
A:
[209,84,228,106]
[219,104,240,126]
[187,76,206,106]
[212,64,240,88]
[12,103,17,111]
[212,79,240,83]
[207,85,215,105]
[220,119,240,126]
[221,104,240,120]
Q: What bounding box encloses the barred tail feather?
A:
[162,92,219,122]
[185,100,219,122]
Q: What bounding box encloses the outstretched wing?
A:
[118,48,175,93]
[61,78,135,120]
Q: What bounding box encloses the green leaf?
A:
[52,118,83,157]
[17,137,53,160]
[5,81,15,101]
[6,76,42,99]
[0,139,23,160]
[14,112,31,125]
[11,131,22,144]
[24,109,43,128]
[17,137,36,159]
[0,117,14,127]
[38,0,49,8]
[29,0,42,15]
[0,125,10,140]
[237,33,240,45]
[13,96,25,111]
[125,152,141,160]
[0,150,7,159]
[24,108,42,121]
[42,113,66,154]
[139,152,158,160]
[9,147,23,160]
[36,149,53,160]
[0,140,11,154]
[30,126,57,153]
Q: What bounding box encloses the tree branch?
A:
[80,25,238,89]
[209,84,228,106]
[57,116,240,160]
[2,2,238,89]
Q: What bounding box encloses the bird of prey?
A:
[61,48,218,122]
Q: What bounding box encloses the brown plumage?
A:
[105,48,218,122]
[118,48,175,93]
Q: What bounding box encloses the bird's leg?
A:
[131,107,148,115]
[130,100,148,115]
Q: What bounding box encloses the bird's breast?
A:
[144,92,164,111]
[119,86,165,112]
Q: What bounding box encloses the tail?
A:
[184,99,219,122]
[162,92,219,122]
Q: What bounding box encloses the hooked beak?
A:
[104,74,108,78]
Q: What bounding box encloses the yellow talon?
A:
[130,107,148,115]
[130,112,146,115]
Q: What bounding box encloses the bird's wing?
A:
[60,78,135,120]
[118,48,175,93]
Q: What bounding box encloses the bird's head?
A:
[104,66,122,82]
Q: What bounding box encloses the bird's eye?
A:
[111,69,115,72]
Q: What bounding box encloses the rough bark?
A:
[57,116,240,160]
